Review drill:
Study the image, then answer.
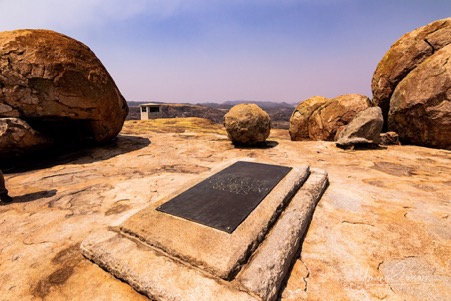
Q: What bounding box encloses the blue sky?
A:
[1,1,450,103]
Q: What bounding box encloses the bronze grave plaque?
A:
[157,161,292,233]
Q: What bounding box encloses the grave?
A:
[157,161,292,233]
[81,159,329,301]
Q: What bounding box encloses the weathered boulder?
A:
[372,18,451,130]
[0,29,128,144]
[336,107,383,148]
[289,96,329,141]
[388,44,451,149]
[0,118,53,158]
[308,94,372,141]
[224,104,271,146]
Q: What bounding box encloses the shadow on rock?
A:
[1,189,58,204]
[233,140,279,149]
[335,143,388,151]
[1,135,151,173]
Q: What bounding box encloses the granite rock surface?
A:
[0,118,449,301]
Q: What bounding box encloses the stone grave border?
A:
[81,159,328,301]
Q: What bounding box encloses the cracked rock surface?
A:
[0,29,128,146]
[0,118,449,301]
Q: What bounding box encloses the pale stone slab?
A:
[120,164,310,280]
[80,229,258,301]
[236,168,329,301]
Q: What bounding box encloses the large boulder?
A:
[0,29,128,144]
[224,104,271,146]
[313,94,372,141]
[289,96,329,141]
[388,45,451,149]
[372,18,451,132]
[336,107,383,148]
[0,118,53,158]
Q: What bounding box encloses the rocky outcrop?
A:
[388,45,451,149]
[371,18,451,145]
[0,118,53,158]
[1,118,449,301]
[336,107,383,148]
[290,94,372,141]
[0,29,128,144]
[224,104,271,146]
[289,96,329,141]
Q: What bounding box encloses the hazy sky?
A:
[1,1,450,103]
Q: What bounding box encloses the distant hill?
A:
[201,100,295,110]
[126,101,295,129]
[126,103,225,124]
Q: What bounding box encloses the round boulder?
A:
[308,94,372,141]
[0,29,128,144]
[289,96,329,141]
[372,18,451,131]
[224,104,271,146]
